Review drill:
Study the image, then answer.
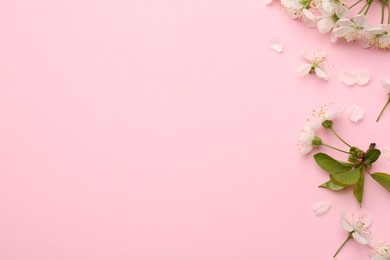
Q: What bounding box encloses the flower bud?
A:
[312,136,323,146]
[322,120,333,129]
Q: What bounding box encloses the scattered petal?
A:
[268,37,284,53]
[380,78,390,91]
[340,71,357,86]
[354,69,371,85]
[312,201,331,216]
[264,0,273,4]
[348,105,364,123]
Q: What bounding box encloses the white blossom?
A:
[297,49,330,80]
[333,14,370,42]
[340,211,373,245]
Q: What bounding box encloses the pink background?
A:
[1,0,390,259]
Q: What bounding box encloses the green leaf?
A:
[319,180,346,191]
[329,175,349,187]
[353,169,364,207]
[370,172,390,192]
[365,149,381,163]
[314,153,353,174]
[331,168,361,186]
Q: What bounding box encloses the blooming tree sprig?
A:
[298,105,390,206]
[333,211,373,258]
[275,0,390,49]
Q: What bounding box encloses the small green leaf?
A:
[370,172,390,192]
[314,153,353,174]
[319,180,346,191]
[332,168,361,186]
[353,169,364,207]
[365,149,381,163]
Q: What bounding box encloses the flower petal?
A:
[354,69,371,85]
[353,231,370,245]
[348,105,364,123]
[326,106,344,120]
[317,17,334,33]
[359,213,373,227]
[340,71,357,86]
[380,78,390,91]
[336,18,354,27]
[353,14,368,27]
[315,67,330,80]
[312,201,331,216]
[297,64,312,76]
[302,9,316,27]
[335,5,348,18]
[268,37,284,53]
[264,0,273,5]
[381,148,390,161]
[340,211,354,232]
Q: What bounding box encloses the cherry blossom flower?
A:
[316,0,348,40]
[307,104,344,130]
[297,49,330,80]
[371,241,390,260]
[340,211,373,245]
[298,125,318,154]
[280,0,317,27]
[376,79,390,122]
[363,25,390,49]
[333,14,370,42]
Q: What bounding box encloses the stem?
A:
[322,143,350,154]
[358,2,368,14]
[381,0,385,24]
[349,0,362,9]
[364,2,372,15]
[330,128,352,148]
[333,234,352,258]
[376,98,390,122]
[388,1,390,24]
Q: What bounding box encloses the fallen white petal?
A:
[348,104,364,123]
[382,148,390,160]
[354,69,371,85]
[312,201,331,216]
[340,71,357,86]
[264,0,273,4]
[268,37,284,53]
[380,78,390,91]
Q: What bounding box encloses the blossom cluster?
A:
[275,0,390,49]
[298,103,343,155]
